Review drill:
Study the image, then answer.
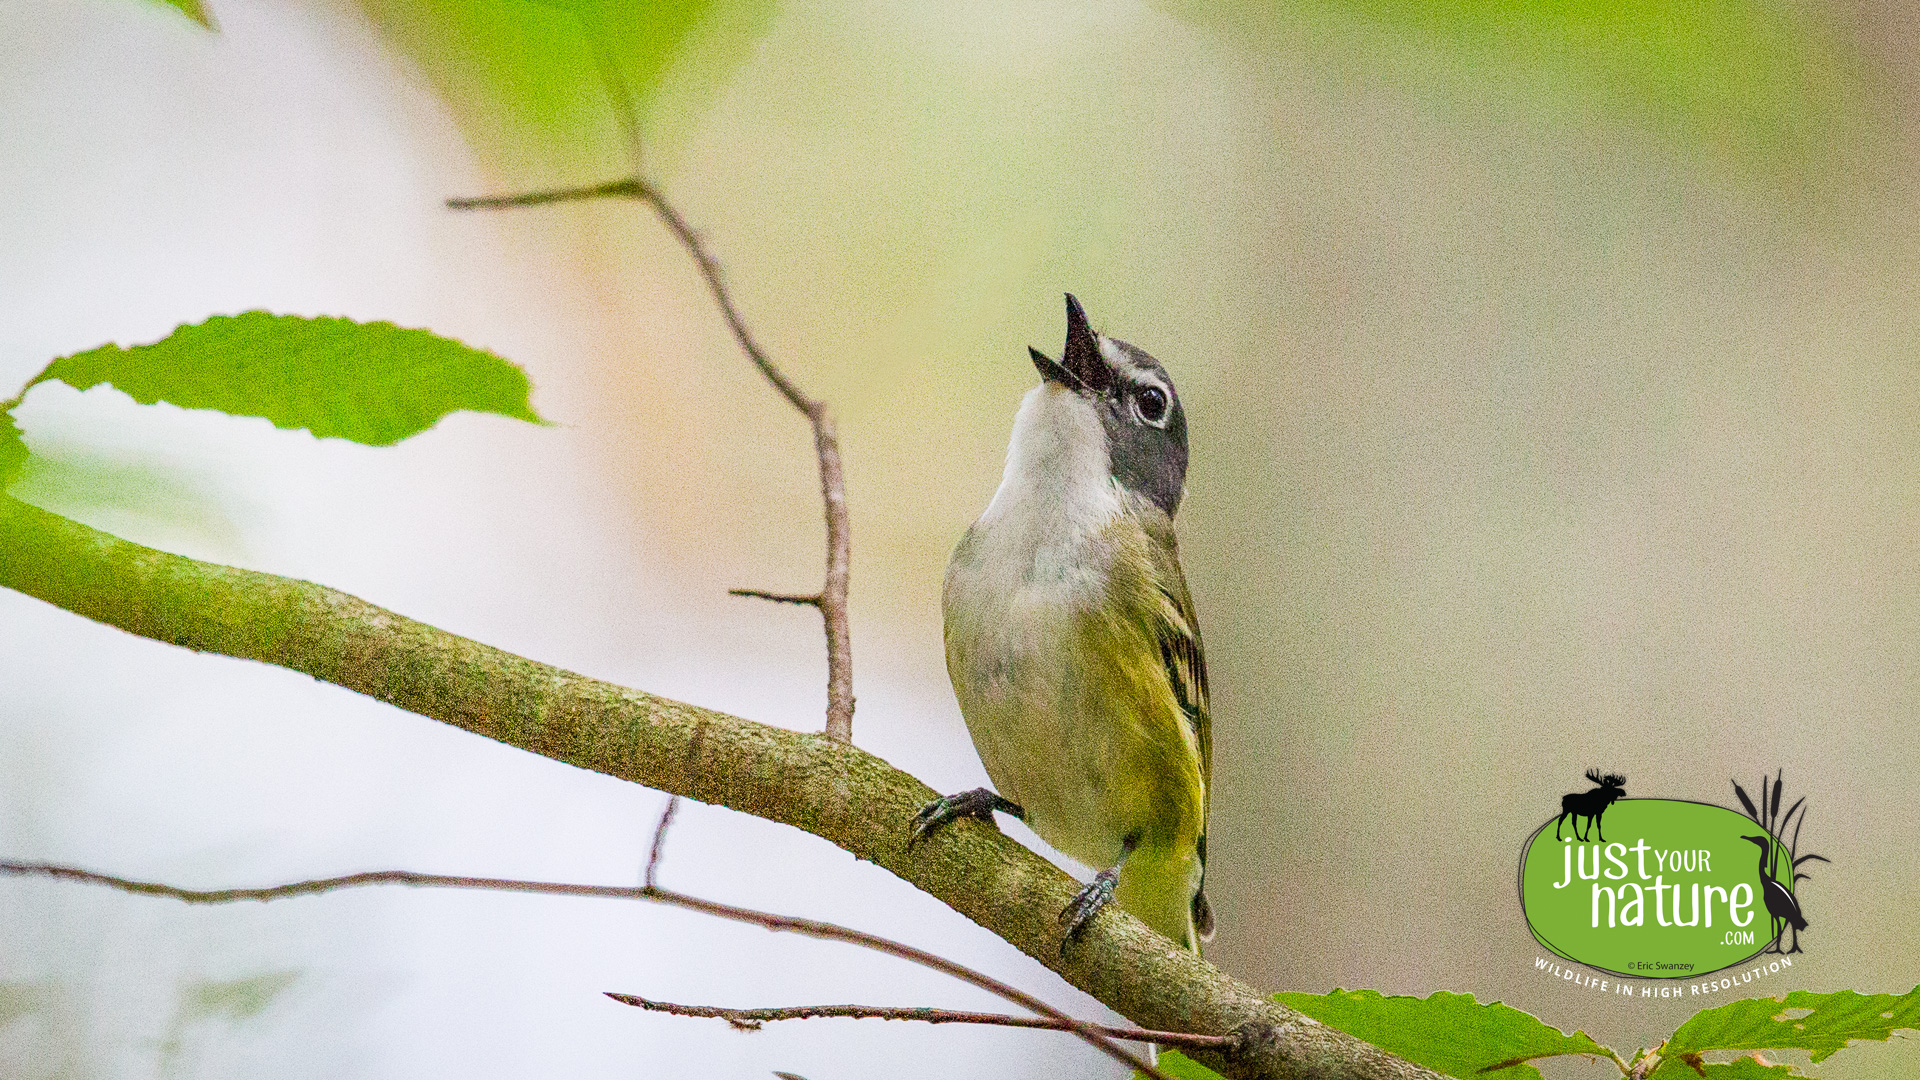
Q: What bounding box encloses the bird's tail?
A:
[1192,889,1215,945]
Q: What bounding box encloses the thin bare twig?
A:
[445,181,642,211]
[728,589,823,608]
[625,179,855,744]
[446,175,856,743]
[605,993,1238,1052]
[644,795,680,890]
[0,859,1172,1079]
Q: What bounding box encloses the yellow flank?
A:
[944,494,1210,950]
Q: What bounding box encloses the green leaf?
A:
[1135,1050,1228,1080]
[1649,1055,1801,1079]
[1156,0,1860,180]
[180,972,298,1022]
[30,312,544,446]
[1697,1061,1800,1079]
[0,981,57,1027]
[130,0,215,29]
[354,0,777,178]
[0,412,25,491]
[1271,989,1612,1080]
[1665,986,1920,1064]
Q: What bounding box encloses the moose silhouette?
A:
[1555,769,1626,842]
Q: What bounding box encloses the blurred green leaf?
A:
[1272,989,1611,1079]
[1159,0,1859,176]
[354,0,777,179]
[0,412,25,491]
[181,972,299,1022]
[1665,986,1920,1064]
[0,981,56,1027]
[133,0,214,29]
[29,312,544,446]
[5,443,249,557]
[1134,1050,1228,1080]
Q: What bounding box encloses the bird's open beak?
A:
[1061,293,1112,393]
[1028,293,1111,394]
[1030,347,1084,391]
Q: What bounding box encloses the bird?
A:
[1741,834,1807,954]
[913,293,1212,953]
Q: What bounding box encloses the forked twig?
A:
[446,173,855,743]
[0,859,1174,1079]
[605,992,1236,1052]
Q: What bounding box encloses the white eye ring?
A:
[1132,384,1170,427]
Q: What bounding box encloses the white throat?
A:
[976,382,1123,556]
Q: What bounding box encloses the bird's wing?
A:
[1141,508,1213,941]
[1141,510,1210,833]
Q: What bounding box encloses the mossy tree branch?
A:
[0,494,1440,1080]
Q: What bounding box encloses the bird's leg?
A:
[1059,834,1140,951]
[910,788,1025,848]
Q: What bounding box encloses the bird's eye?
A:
[1134,385,1169,425]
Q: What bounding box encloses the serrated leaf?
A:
[1649,1055,1802,1079]
[1698,1060,1801,1079]
[1666,986,1920,1064]
[1271,989,1612,1080]
[1134,1050,1228,1080]
[30,312,544,447]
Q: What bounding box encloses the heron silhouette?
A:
[1742,834,1807,954]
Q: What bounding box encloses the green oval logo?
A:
[1519,799,1798,979]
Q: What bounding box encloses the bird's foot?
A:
[910,788,1024,848]
[1058,867,1120,952]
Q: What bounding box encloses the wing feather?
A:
[1140,514,1209,798]
[1139,509,1213,940]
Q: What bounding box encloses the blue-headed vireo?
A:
[914,294,1213,953]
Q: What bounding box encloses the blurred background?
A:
[2,0,1916,1077]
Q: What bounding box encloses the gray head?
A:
[1028,293,1189,517]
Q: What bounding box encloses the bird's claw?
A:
[910,788,1024,849]
[1058,870,1119,951]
